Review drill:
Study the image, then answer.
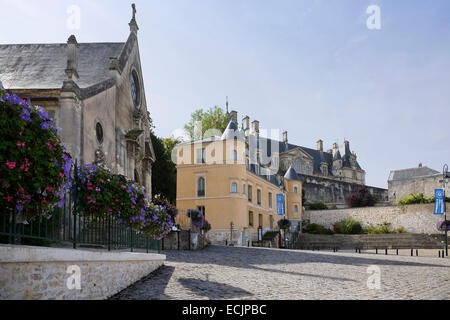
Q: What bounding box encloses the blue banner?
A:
[434,189,444,215]
[276,194,284,216]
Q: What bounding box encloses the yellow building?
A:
[175,120,302,245]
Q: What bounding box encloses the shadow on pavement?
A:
[109,265,175,300]
[178,278,253,299]
[164,246,450,273]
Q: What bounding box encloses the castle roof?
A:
[221,120,244,141]
[333,150,342,161]
[284,165,300,181]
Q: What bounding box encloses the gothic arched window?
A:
[130,70,141,109]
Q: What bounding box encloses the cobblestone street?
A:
[110,245,450,300]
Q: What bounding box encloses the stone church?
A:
[0,5,155,197]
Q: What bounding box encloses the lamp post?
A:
[230,221,234,246]
[443,164,449,256]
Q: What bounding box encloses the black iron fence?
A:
[0,192,160,253]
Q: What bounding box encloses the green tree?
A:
[150,132,179,204]
[184,106,230,141]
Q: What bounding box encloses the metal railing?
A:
[0,192,160,253]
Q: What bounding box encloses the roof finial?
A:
[226,96,229,114]
[129,3,139,33]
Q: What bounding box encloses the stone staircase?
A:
[293,234,446,251]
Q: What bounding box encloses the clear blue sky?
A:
[1,0,449,188]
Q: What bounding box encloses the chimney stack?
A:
[418,163,423,168]
[332,143,338,156]
[230,110,238,125]
[283,131,288,145]
[243,116,250,136]
[251,120,260,134]
[65,35,79,80]
[317,140,323,152]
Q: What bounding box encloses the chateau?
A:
[0,7,155,198]
[175,109,388,245]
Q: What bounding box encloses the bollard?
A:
[376,248,378,254]
[411,249,413,257]
[385,249,388,255]
[396,249,399,256]
[416,249,418,257]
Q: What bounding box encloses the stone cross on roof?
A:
[132,3,136,20]
[129,3,139,33]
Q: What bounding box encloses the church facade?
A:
[0,6,155,197]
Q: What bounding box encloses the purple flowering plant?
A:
[74,164,175,239]
[0,89,73,220]
[187,209,204,228]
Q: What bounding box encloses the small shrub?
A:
[398,193,450,205]
[307,202,328,210]
[303,223,334,235]
[335,217,364,234]
[396,226,407,234]
[365,222,395,234]
[345,186,376,208]
[398,193,430,205]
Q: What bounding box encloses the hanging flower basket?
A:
[0,89,73,221]
[187,209,204,228]
[278,219,291,230]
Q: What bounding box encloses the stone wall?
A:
[207,229,246,246]
[0,245,165,300]
[388,174,450,203]
[161,230,209,250]
[303,203,446,234]
[299,173,388,205]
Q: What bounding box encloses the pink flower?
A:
[121,185,126,189]
[6,161,16,170]
[4,196,13,202]
[17,141,25,148]
[96,187,101,192]
[59,172,65,178]
[99,179,104,183]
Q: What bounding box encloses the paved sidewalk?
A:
[110,245,450,300]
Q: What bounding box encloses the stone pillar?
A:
[60,81,83,162]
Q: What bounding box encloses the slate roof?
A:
[388,166,440,182]
[0,42,125,89]
[284,166,300,181]
[221,120,244,141]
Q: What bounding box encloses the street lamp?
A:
[230,221,234,246]
[443,164,449,256]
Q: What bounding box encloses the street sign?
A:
[276,194,284,216]
[434,189,445,215]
